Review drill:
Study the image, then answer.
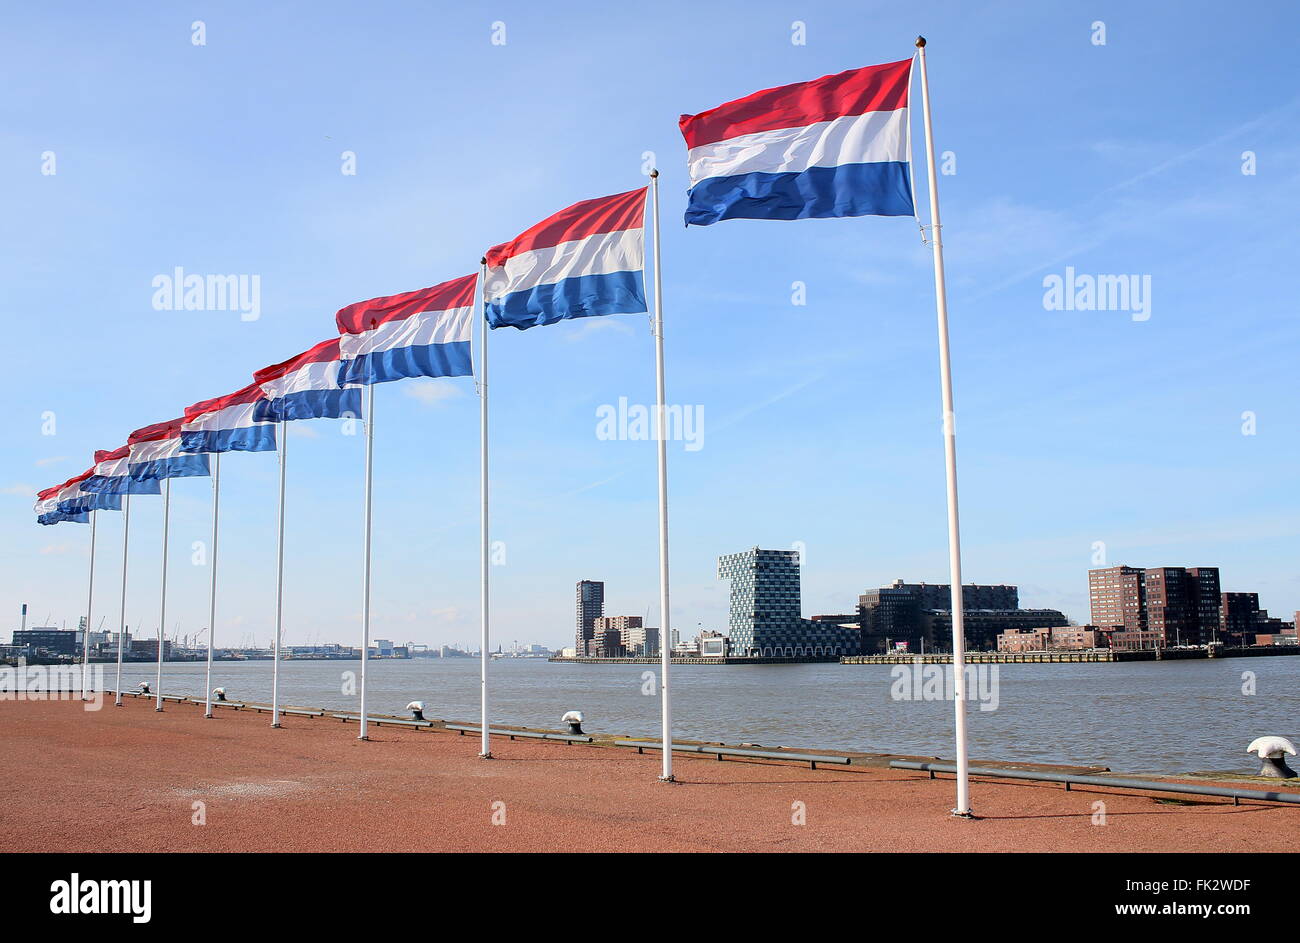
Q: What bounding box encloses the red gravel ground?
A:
[2,696,1295,852]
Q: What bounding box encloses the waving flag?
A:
[253,338,362,422]
[52,469,123,514]
[336,276,475,384]
[679,58,914,225]
[83,446,163,495]
[35,490,89,525]
[181,382,277,453]
[128,419,211,481]
[485,188,647,330]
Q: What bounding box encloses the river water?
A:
[95,656,1300,776]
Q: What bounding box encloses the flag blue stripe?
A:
[82,474,162,495]
[685,161,914,226]
[39,511,89,525]
[59,492,123,513]
[128,453,211,482]
[487,270,646,331]
[336,340,473,386]
[253,388,362,423]
[180,425,277,454]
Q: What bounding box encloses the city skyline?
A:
[4,3,1299,653]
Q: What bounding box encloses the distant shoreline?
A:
[553,647,1300,666]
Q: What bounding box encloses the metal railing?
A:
[616,740,851,769]
[890,760,1300,806]
[444,723,591,743]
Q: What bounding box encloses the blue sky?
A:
[3,1,1298,650]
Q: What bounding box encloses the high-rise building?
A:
[624,624,659,656]
[1186,568,1223,644]
[1091,565,1222,646]
[1140,567,1220,646]
[575,580,604,656]
[1220,592,1260,645]
[717,548,858,657]
[592,615,643,657]
[1088,565,1147,632]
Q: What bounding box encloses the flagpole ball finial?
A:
[650,168,659,179]
[480,256,487,265]
[915,36,926,47]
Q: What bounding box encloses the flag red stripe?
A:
[486,188,646,267]
[679,59,912,150]
[335,274,477,335]
[253,338,341,384]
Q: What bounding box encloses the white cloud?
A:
[403,380,463,407]
[561,316,637,342]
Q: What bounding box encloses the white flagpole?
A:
[203,452,221,719]
[478,258,492,759]
[916,36,972,818]
[271,419,287,728]
[82,509,98,700]
[154,478,169,711]
[649,170,674,782]
[114,495,131,707]
[358,382,375,741]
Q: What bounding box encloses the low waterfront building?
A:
[12,628,81,657]
[593,616,648,656]
[130,639,172,660]
[923,609,1069,652]
[997,625,1104,653]
[1107,628,1164,651]
[717,548,859,658]
[856,580,1050,653]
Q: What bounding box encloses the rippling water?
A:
[97,656,1300,776]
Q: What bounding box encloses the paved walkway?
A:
[2,697,1292,852]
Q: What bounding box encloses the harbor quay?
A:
[2,693,1297,854]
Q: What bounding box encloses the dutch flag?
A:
[485,187,648,330]
[34,489,88,525]
[127,419,211,482]
[181,382,278,454]
[82,445,162,495]
[253,338,363,423]
[335,275,476,385]
[51,469,122,515]
[679,58,915,226]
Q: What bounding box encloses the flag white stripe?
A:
[259,359,347,400]
[485,227,643,302]
[685,107,909,187]
[181,400,271,433]
[338,303,474,360]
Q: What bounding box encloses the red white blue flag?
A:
[253,338,362,423]
[335,275,475,385]
[485,188,647,330]
[127,419,211,481]
[83,445,162,495]
[181,382,278,453]
[679,59,914,225]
